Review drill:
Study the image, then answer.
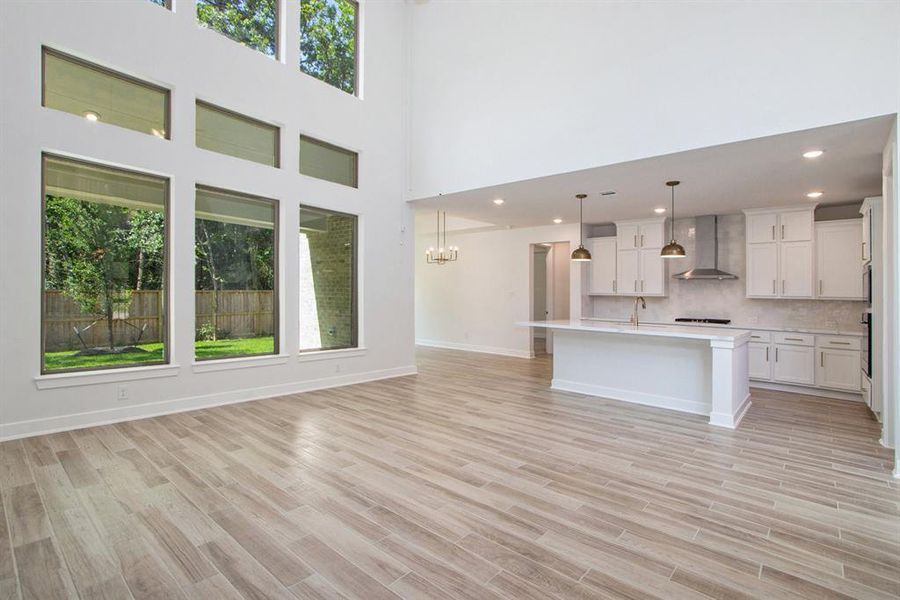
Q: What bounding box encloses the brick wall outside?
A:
[306,214,356,349]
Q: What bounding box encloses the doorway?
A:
[531,242,570,356]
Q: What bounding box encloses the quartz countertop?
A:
[518,320,751,343]
[582,318,864,337]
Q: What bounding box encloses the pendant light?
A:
[660,181,687,258]
[571,193,592,261]
[425,210,458,265]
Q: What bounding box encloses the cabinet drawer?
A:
[773,332,814,346]
[816,336,861,351]
[748,331,771,343]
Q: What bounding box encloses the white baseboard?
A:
[750,381,863,402]
[551,378,709,416]
[415,339,532,359]
[709,394,752,429]
[0,365,418,442]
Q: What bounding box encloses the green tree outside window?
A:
[301,0,357,94]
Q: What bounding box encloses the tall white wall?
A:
[408,0,900,199]
[415,224,582,357]
[0,0,414,439]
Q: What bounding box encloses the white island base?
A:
[520,321,752,429]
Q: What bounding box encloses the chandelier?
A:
[425,210,458,265]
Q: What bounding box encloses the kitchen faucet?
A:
[630,297,647,327]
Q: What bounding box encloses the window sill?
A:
[192,354,290,373]
[297,347,367,362]
[34,364,181,390]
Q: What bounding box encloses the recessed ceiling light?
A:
[553,218,563,224]
[654,207,666,214]
[493,198,504,205]
[803,150,824,159]
[807,191,824,199]
[83,110,100,122]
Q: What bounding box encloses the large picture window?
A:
[197,0,277,58]
[299,206,357,351]
[195,186,278,360]
[300,0,358,95]
[42,48,170,139]
[42,155,169,373]
[196,101,280,167]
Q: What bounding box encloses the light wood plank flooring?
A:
[2,347,898,599]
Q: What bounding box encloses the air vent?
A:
[599,190,616,196]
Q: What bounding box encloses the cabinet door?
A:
[780,210,813,242]
[588,238,617,295]
[816,223,864,299]
[861,207,872,263]
[639,221,666,249]
[780,241,813,298]
[639,248,665,295]
[816,348,861,391]
[746,243,778,297]
[748,342,772,380]
[746,213,778,243]
[617,224,640,251]
[773,344,815,385]
[616,250,640,295]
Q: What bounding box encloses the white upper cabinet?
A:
[815,220,864,300]
[613,218,667,296]
[587,237,617,295]
[779,210,813,242]
[746,212,778,244]
[743,206,816,299]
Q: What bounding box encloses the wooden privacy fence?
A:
[43,290,274,352]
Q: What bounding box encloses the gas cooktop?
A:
[674,317,732,325]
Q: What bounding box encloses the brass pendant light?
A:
[571,193,592,261]
[660,181,687,258]
[425,210,459,264]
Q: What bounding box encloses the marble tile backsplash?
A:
[585,213,866,333]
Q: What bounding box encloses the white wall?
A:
[0,0,415,439]
[415,224,582,358]
[408,1,900,199]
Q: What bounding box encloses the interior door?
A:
[545,246,555,354]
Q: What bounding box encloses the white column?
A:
[708,338,751,429]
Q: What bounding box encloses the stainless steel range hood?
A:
[673,215,738,280]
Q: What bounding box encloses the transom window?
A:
[197,0,278,58]
[299,135,358,188]
[196,101,280,167]
[300,0,359,95]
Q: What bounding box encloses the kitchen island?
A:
[518,320,752,428]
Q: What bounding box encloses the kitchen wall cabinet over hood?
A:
[673,215,738,280]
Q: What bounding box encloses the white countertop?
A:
[583,318,864,337]
[518,319,751,342]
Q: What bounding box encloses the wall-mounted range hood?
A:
[672,215,738,280]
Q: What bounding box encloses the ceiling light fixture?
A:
[802,150,824,159]
[571,194,592,262]
[553,217,563,224]
[425,210,458,265]
[807,191,824,199]
[83,110,100,122]
[660,181,687,259]
[654,207,666,214]
[493,198,504,205]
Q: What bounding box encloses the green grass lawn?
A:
[44,336,275,372]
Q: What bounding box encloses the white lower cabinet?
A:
[815,348,861,391]
[748,342,771,380]
[773,344,815,386]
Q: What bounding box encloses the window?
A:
[42,155,169,373]
[196,101,280,167]
[147,0,168,7]
[195,186,278,360]
[299,206,357,351]
[299,135,358,188]
[197,0,277,58]
[300,0,358,95]
[43,48,170,139]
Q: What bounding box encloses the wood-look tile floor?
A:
[2,347,899,599]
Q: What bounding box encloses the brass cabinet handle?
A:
[784,337,804,342]
[766,346,769,362]
[775,347,779,362]
[634,234,638,248]
[640,234,644,248]
[781,224,785,239]
[820,351,824,367]
[829,341,851,346]
[771,225,775,240]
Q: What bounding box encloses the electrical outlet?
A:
[116,385,129,402]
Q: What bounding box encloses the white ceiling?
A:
[410,115,893,230]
